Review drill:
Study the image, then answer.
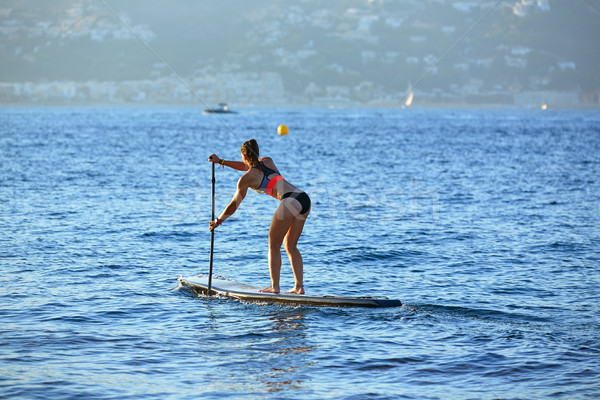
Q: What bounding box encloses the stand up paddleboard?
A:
[185,163,402,308]
[179,276,402,308]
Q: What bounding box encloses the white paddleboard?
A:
[179,276,402,308]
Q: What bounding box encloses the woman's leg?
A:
[260,200,297,293]
[284,212,309,294]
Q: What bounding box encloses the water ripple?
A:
[1,107,599,399]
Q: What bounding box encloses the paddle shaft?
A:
[208,162,215,295]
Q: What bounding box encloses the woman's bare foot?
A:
[259,286,280,294]
[287,286,304,295]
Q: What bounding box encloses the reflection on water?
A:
[196,303,315,395]
[262,310,315,393]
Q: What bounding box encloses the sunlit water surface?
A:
[1,107,599,399]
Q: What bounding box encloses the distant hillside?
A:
[1,0,599,104]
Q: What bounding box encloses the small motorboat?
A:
[203,103,237,114]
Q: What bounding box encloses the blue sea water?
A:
[1,106,599,399]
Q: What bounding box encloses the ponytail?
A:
[241,139,260,168]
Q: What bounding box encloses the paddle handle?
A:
[208,162,215,296]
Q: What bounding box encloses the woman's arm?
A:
[208,154,248,171]
[209,176,249,231]
[222,160,248,171]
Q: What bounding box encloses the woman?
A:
[208,139,310,294]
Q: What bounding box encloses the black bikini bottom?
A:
[282,191,311,215]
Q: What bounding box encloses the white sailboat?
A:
[404,82,414,108]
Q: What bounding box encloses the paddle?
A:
[208,162,215,295]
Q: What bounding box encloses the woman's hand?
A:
[208,154,220,164]
[209,218,221,232]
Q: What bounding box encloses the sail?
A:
[405,83,414,107]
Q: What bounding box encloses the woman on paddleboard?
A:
[208,139,310,294]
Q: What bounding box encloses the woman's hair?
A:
[241,139,261,167]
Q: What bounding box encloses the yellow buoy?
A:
[277,124,288,136]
